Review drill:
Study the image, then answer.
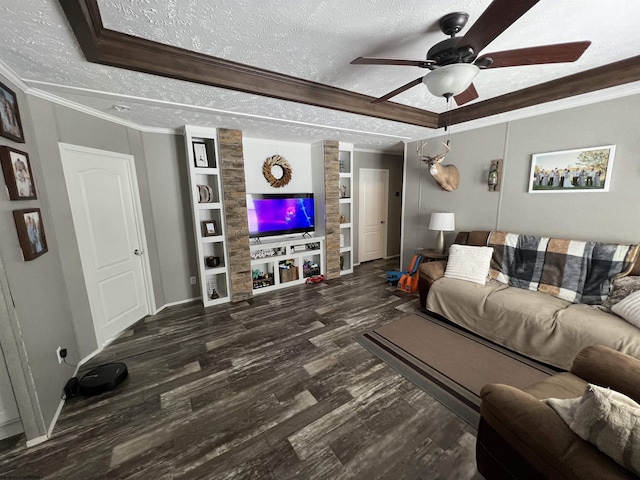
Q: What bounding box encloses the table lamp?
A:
[429,213,455,254]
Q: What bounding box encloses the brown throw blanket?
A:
[488,231,639,304]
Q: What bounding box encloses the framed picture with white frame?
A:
[528,145,615,193]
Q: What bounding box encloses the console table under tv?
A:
[249,236,325,294]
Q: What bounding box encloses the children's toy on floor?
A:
[386,254,422,292]
[305,274,324,284]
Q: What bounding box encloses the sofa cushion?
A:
[480,383,633,479]
[444,245,493,285]
[601,276,640,312]
[545,384,640,476]
[612,290,640,329]
[427,277,640,370]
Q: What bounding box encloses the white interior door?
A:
[60,144,151,345]
[359,168,388,262]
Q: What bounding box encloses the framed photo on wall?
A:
[0,81,25,143]
[193,142,209,168]
[0,146,37,200]
[13,208,48,261]
[528,145,616,193]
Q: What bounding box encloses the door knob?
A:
[134,249,143,256]
[380,221,385,224]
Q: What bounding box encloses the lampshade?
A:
[423,63,480,97]
[429,212,455,231]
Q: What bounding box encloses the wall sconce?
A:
[488,159,502,192]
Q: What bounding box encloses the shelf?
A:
[184,125,230,307]
[197,202,222,210]
[338,143,354,276]
[193,167,219,175]
[201,235,224,243]
[250,236,325,295]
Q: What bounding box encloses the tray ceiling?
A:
[1,0,640,150]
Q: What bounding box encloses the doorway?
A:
[358,168,389,262]
[60,144,153,346]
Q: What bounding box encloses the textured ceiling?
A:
[1,0,640,151]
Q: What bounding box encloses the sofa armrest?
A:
[418,261,447,309]
[480,383,633,479]
[418,260,447,283]
[570,345,640,403]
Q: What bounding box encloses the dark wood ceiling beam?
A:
[59,0,439,129]
[59,0,640,133]
[443,55,640,128]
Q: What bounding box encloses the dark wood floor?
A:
[0,258,481,479]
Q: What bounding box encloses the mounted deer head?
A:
[417,141,460,192]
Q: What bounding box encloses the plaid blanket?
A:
[488,231,639,304]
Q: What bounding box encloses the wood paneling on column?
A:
[323,141,341,280]
[218,129,252,302]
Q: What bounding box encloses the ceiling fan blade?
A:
[454,83,479,106]
[457,0,540,56]
[373,77,424,103]
[351,57,434,67]
[477,41,591,68]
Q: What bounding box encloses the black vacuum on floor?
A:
[63,362,128,399]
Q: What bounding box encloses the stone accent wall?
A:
[323,140,341,280]
[218,129,253,302]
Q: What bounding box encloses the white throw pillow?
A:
[444,245,494,285]
[545,384,640,475]
[612,290,640,328]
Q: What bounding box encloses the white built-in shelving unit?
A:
[250,236,325,294]
[183,125,230,307]
[339,142,354,274]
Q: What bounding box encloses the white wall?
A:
[243,138,312,193]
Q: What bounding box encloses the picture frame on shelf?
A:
[193,141,209,168]
[528,145,615,193]
[0,82,25,143]
[202,220,218,237]
[0,146,37,200]
[13,208,48,261]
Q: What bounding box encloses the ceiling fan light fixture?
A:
[423,63,480,98]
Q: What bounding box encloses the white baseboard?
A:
[26,434,48,448]
[154,297,200,314]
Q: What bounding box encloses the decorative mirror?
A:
[263,155,292,188]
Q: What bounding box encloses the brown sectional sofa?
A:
[418,231,640,370]
[478,345,640,479]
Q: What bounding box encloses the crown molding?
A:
[410,80,640,141]
[58,0,440,129]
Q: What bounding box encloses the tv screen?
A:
[246,193,315,238]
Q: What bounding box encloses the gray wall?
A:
[0,81,77,429]
[353,150,404,264]
[0,74,197,433]
[402,94,640,266]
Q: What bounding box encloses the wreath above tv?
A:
[263,155,292,188]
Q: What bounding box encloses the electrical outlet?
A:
[56,346,64,364]
[190,276,197,285]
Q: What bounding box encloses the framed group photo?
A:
[0,146,37,200]
[528,145,615,193]
[13,208,48,261]
[0,81,25,143]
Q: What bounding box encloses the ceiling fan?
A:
[351,0,591,106]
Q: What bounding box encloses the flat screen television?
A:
[246,193,315,238]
